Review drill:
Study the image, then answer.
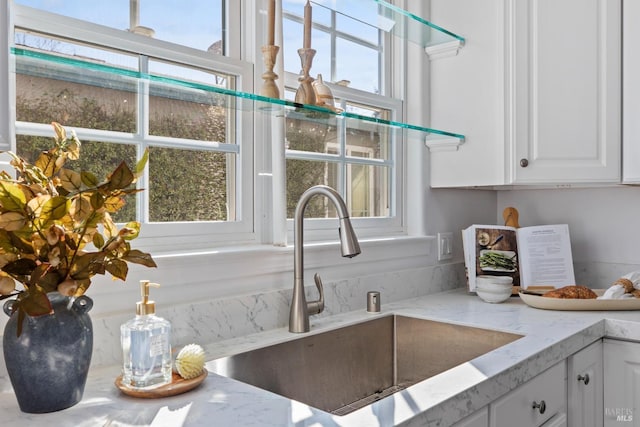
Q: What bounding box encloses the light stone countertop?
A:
[2,288,640,427]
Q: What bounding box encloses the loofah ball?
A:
[175,344,206,379]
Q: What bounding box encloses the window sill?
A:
[151,234,435,265]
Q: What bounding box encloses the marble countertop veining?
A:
[2,288,640,427]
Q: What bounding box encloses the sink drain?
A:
[331,385,405,416]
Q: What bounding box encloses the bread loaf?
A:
[543,285,597,299]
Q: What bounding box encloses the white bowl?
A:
[476,287,512,303]
[476,275,513,303]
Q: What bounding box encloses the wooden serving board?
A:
[115,370,208,398]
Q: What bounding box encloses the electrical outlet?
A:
[437,232,453,261]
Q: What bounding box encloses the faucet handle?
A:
[307,273,325,315]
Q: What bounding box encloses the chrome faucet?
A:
[289,185,361,333]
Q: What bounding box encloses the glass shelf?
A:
[11,47,464,148]
[312,0,465,52]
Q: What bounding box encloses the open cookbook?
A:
[462,224,576,292]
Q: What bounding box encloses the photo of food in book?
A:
[475,228,520,286]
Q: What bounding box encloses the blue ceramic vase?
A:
[3,292,93,413]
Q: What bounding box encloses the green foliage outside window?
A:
[15,89,229,223]
[285,119,335,219]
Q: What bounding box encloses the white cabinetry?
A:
[453,342,605,427]
[603,339,640,426]
[489,361,567,427]
[623,0,640,183]
[567,340,603,427]
[429,0,621,188]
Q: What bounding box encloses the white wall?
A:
[498,187,640,286]
[498,187,640,264]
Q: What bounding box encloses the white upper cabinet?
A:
[429,0,621,188]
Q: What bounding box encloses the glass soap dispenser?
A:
[121,280,172,389]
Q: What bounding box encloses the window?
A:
[282,1,402,234]
[7,1,407,253]
[11,3,253,252]
[283,91,399,223]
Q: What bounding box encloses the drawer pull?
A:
[532,400,546,414]
[577,374,590,385]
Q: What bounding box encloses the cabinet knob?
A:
[520,158,529,167]
[532,400,546,414]
[577,373,590,385]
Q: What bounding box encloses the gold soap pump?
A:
[120,280,172,389]
[137,280,160,316]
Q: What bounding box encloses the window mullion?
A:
[330,8,337,83]
[338,115,347,197]
[271,115,287,246]
[226,0,243,60]
[137,55,150,223]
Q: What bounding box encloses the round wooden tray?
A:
[518,289,640,311]
[115,370,208,398]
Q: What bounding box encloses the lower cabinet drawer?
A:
[490,361,567,427]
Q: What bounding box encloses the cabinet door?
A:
[603,339,640,427]
[453,406,489,427]
[511,0,621,184]
[490,361,567,427]
[567,340,603,427]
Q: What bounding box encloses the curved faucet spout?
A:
[290,185,361,333]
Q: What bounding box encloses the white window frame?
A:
[9,3,255,253]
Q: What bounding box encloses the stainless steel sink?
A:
[209,315,522,415]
